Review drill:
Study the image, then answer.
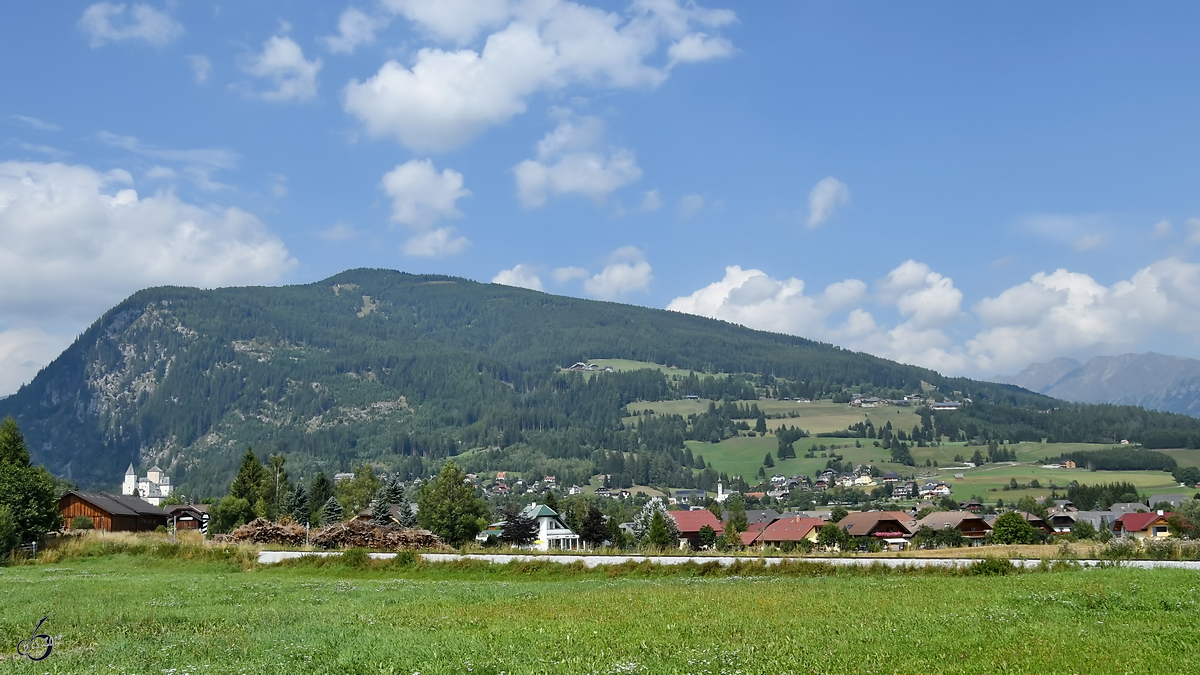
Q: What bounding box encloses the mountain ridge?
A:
[993,352,1200,416]
[4,268,1197,497]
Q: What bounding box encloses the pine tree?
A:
[0,417,32,467]
[309,472,334,522]
[395,483,418,528]
[371,486,392,526]
[579,505,608,548]
[644,511,675,548]
[320,496,344,524]
[383,474,405,506]
[284,484,309,524]
[229,446,267,507]
[499,503,538,546]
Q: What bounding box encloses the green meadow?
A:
[2,554,1199,674]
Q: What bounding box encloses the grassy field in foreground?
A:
[1,556,1198,674]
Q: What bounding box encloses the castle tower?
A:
[122,464,136,496]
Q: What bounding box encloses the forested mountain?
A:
[994,353,1200,417]
[2,268,1196,497]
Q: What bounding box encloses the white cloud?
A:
[380,159,470,228]
[492,264,544,291]
[806,176,849,228]
[670,255,1200,377]
[879,260,963,330]
[379,159,472,257]
[79,2,183,48]
[0,161,295,393]
[552,266,589,283]
[240,35,322,102]
[639,189,661,211]
[11,115,60,132]
[402,227,470,257]
[0,328,73,398]
[187,55,212,83]
[344,0,736,153]
[677,194,705,220]
[513,116,641,207]
[322,7,389,54]
[583,246,653,299]
[666,266,867,339]
[381,0,513,44]
[1152,219,1173,239]
[667,32,734,66]
[668,260,970,372]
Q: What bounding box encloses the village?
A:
[52,460,1194,558]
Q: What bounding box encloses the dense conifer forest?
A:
[2,268,1198,497]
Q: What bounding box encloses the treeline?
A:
[932,403,1200,448]
[1067,482,1144,510]
[1053,447,1177,472]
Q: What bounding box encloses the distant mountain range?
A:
[993,353,1200,417]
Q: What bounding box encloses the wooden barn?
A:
[59,491,170,532]
[163,504,208,530]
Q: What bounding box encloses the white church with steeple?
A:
[122,464,172,506]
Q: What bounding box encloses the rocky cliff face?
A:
[994,352,1200,416]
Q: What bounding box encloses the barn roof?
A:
[63,491,167,517]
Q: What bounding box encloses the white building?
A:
[122,464,172,506]
[477,503,581,551]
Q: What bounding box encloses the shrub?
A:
[341,548,370,568]
[154,525,167,534]
[1100,539,1138,560]
[969,557,1015,576]
[71,515,95,530]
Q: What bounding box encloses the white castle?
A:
[122,464,172,506]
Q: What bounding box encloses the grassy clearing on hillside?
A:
[1,555,1197,674]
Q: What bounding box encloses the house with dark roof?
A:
[1114,511,1174,540]
[59,491,169,532]
[673,489,707,505]
[667,510,724,549]
[163,504,209,530]
[1148,494,1192,509]
[916,511,992,544]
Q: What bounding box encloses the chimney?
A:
[1158,510,1164,516]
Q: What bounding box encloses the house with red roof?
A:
[667,510,724,549]
[756,516,826,547]
[1114,511,1174,540]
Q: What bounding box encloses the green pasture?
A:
[1158,447,1200,468]
[2,555,1198,674]
[586,358,716,378]
[628,398,923,436]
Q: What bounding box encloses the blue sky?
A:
[3,1,1200,395]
